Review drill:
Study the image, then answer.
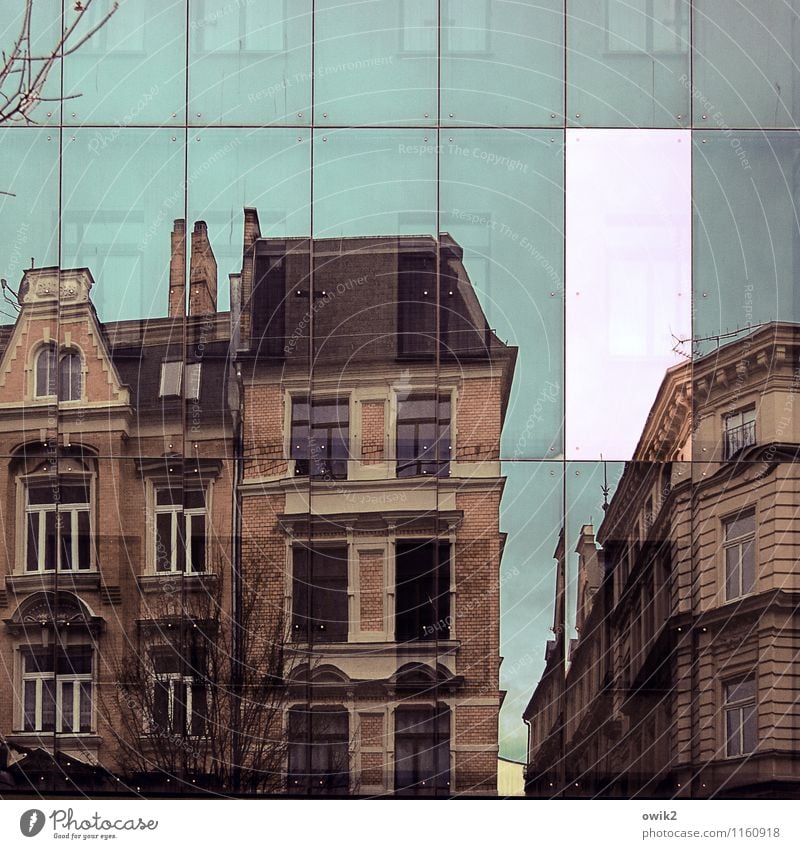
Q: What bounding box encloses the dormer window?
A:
[159,361,201,401]
[35,345,82,401]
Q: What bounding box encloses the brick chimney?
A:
[168,219,186,317]
[189,220,218,316]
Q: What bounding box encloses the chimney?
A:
[168,219,186,317]
[189,220,218,316]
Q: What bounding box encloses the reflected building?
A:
[0,211,516,796]
[524,323,800,798]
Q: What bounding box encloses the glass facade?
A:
[0,0,796,799]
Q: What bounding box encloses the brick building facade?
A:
[0,210,515,796]
[524,324,800,799]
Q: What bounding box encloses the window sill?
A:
[137,572,217,593]
[6,572,100,594]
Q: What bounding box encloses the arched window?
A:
[59,350,82,401]
[35,345,57,397]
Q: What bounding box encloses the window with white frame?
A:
[25,480,91,573]
[724,677,757,758]
[151,643,207,737]
[21,646,93,733]
[35,346,82,401]
[723,509,756,601]
[154,486,207,574]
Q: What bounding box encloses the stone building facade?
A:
[524,324,800,799]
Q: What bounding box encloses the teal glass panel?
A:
[693,131,800,353]
[61,129,185,321]
[498,461,563,762]
[567,0,690,127]
[63,0,186,125]
[441,0,564,127]
[693,0,800,129]
[187,129,311,311]
[312,130,437,237]
[0,128,59,287]
[314,0,438,126]
[0,0,63,125]
[188,0,313,125]
[440,130,564,458]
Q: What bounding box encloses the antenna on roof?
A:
[601,455,609,512]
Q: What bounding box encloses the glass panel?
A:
[60,512,74,571]
[567,0,690,127]
[44,511,57,570]
[742,704,758,753]
[314,0,437,125]
[62,0,186,125]
[725,511,755,541]
[189,0,312,125]
[189,513,206,573]
[61,130,186,321]
[741,540,755,594]
[79,682,93,732]
[0,129,59,287]
[187,129,311,314]
[156,512,174,572]
[726,709,740,756]
[566,130,690,461]
[41,679,56,731]
[77,510,91,569]
[26,513,40,572]
[0,0,63,124]
[693,0,800,129]
[441,0,563,127]
[725,546,740,599]
[693,132,800,354]
[441,131,564,459]
[312,129,437,238]
[23,680,37,731]
[61,681,75,732]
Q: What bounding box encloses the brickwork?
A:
[360,401,385,463]
[456,375,502,461]
[358,552,384,631]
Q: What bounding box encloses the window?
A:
[21,646,93,733]
[154,487,207,574]
[159,361,183,398]
[35,346,57,397]
[291,397,349,480]
[395,541,450,641]
[25,481,91,573]
[724,510,756,601]
[724,678,757,758]
[59,351,82,401]
[151,643,207,737]
[397,252,437,356]
[35,347,82,401]
[723,406,756,459]
[606,0,688,54]
[292,546,349,642]
[394,706,450,796]
[396,394,451,478]
[287,706,350,794]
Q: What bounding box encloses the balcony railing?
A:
[723,420,756,460]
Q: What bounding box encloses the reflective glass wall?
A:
[0,0,797,796]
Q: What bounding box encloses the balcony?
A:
[723,420,756,460]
